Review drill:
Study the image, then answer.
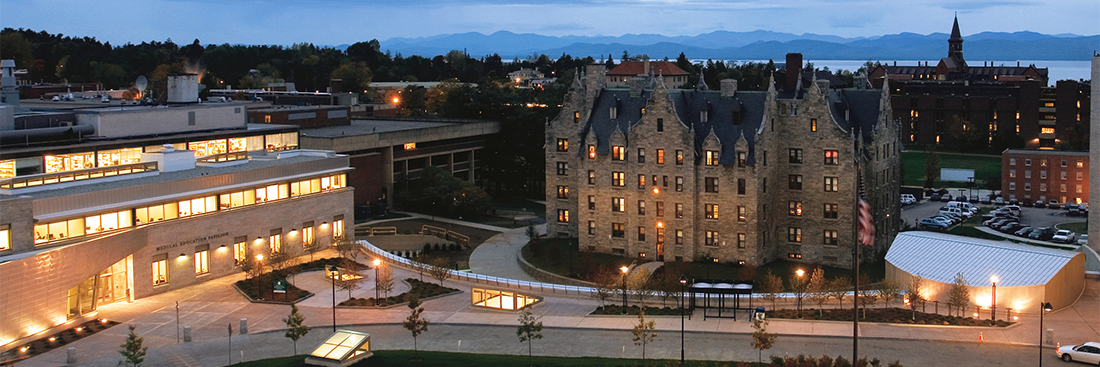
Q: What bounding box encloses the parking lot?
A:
[900,198,1086,233]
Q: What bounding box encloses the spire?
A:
[950,15,962,41]
[696,72,709,91]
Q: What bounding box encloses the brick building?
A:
[545,63,901,268]
[606,59,690,89]
[1001,149,1090,205]
[869,17,1091,150]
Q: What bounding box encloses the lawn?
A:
[901,151,1001,187]
[1056,221,1088,233]
[229,350,772,367]
[522,239,885,292]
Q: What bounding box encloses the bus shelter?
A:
[688,281,753,320]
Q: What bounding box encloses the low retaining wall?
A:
[515,251,597,288]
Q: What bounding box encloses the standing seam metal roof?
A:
[885,231,1080,287]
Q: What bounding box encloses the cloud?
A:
[936,0,1035,10]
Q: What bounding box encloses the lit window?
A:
[738,206,747,221]
[637,200,646,215]
[637,226,646,241]
[588,195,596,210]
[638,174,646,188]
[557,209,570,223]
[705,150,719,166]
[656,149,665,164]
[233,237,247,265]
[811,118,817,132]
[1009,169,1016,178]
[824,177,839,192]
[737,151,747,167]
[152,257,168,285]
[676,230,683,244]
[788,227,802,243]
[675,203,684,218]
[705,231,720,246]
[556,139,568,152]
[675,176,684,192]
[612,197,625,212]
[404,143,416,150]
[612,172,625,187]
[302,225,315,248]
[270,230,282,253]
[656,202,664,217]
[332,217,345,239]
[612,146,626,161]
[705,204,719,219]
[588,170,596,184]
[824,230,838,247]
[574,111,580,124]
[557,185,569,199]
[789,201,803,216]
[195,247,209,275]
[0,224,10,251]
[676,150,684,165]
[824,150,839,165]
[1077,160,1084,168]
[588,221,596,235]
[612,223,625,238]
[588,145,596,159]
[1041,127,1055,134]
[738,233,747,248]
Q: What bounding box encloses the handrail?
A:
[0,162,158,190]
[197,151,248,163]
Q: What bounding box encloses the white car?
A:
[1052,230,1077,244]
[1078,235,1089,246]
[1058,341,1100,364]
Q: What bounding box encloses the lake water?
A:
[696,60,1092,86]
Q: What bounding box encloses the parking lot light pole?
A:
[328,265,339,332]
[796,268,805,319]
[1039,302,1052,367]
[990,275,998,321]
[621,266,630,309]
[373,259,382,301]
[680,276,687,363]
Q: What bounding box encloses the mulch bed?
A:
[2,319,120,360]
[339,278,460,307]
[233,257,368,303]
[767,307,1013,327]
[591,305,689,316]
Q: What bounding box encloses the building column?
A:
[382,145,394,209]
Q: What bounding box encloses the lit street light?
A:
[373,259,382,301]
[796,268,805,319]
[621,266,630,309]
[1039,302,1052,367]
[990,275,998,321]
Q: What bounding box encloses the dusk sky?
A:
[4,0,1097,47]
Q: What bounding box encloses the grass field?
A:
[230,350,771,367]
[901,151,1001,187]
[1056,221,1088,233]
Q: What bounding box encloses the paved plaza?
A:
[16,214,1100,367]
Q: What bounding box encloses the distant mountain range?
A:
[346,30,1098,61]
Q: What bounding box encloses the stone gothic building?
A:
[544,62,902,268]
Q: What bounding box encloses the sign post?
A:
[274,279,287,300]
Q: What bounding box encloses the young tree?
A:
[427,256,453,286]
[629,267,654,307]
[413,253,431,281]
[906,276,927,320]
[805,267,829,317]
[877,280,902,308]
[282,304,311,355]
[750,319,777,364]
[375,264,396,299]
[335,265,364,299]
[760,269,783,311]
[303,236,320,262]
[856,274,878,318]
[924,150,940,188]
[590,267,618,306]
[118,324,148,367]
[403,295,430,351]
[516,309,543,357]
[631,312,658,359]
[334,239,359,263]
[827,276,851,307]
[947,272,970,316]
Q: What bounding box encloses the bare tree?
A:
[302,236,320,262]
[751,319,777,364]
[906,275,926,320]
[805,267,828,317]
[590,268,618,306]
[412,253,431,281]
[629,267,654,308]
[827,276,851,307]
[426,256,452,286]
[760,269,783,311]
[857,274,878,318]
[375,264,395,299]
[516,309,543,357]
[334,239,359,263]
[335,265,364,299]
[947,272,970,316]
[631,311,657,359]
[877,280,902,308]
[402,295,430,351]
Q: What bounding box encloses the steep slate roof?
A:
[886,231,1081,287]
[607,61,690,76]
[579,81,885,166]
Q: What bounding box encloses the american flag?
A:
[858,172,875,246]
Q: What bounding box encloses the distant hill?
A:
[378,30,1098,61]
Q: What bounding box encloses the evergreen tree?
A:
[282,304,311,355]
[118,325,148,367]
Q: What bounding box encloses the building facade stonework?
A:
[546,63,901,268]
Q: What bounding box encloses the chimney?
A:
[785,53,802,91]
[643,56,651,75]
[585,64,607,92]
[816,78,830,91]
[628,77,644,98]
[720,79,738,97]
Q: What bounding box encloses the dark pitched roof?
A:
[830,89,883,141]
[950,16,963,41]
[607,61,690,76]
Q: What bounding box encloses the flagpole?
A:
[853,155,862,364]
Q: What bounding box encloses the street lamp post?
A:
[621,266,630,309]
[328,265,339,332]
[796,268,805,319]
[990,275,998,321]
[373,259,382,301]
[680,276,687,363]
[1039,302,1052,367]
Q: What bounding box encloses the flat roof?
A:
[885,231,1081,287]
[4,152,343,201]
[250,105,347,114]
[301,119,464,138]
[0,123,298,158]
[1003,149,1090,157]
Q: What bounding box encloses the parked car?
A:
[933,215,959,226]
[1009,198,1020,205]
[980,196,992,204]
[994,220,1020,232]
[957,195,968,203]
[1052,230,1076,244]
[1057,341,1100,364]
[1003,205,1023,216]
[994,197,1005,205]
[930,217,952,226]
[1065,203,1080,211]
[930,193,941,201]
[1014,227,1034,237]
[900,194,916,205]
[1029,227,1056,241]
[1000,223,1025,234]
[987,218,1012,228]
[1079,235,1089,246]
[1034,201,1047,208]
[1048,200,1061,209]
[919,218,949,231]
[940,194,952,202]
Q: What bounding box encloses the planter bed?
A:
[590,305,689,316]
[767,307,1013,327]
[339,278,460,307]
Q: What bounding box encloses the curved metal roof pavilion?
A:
[886,231,1079,287]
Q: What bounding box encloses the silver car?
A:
[1058,341,1100,364]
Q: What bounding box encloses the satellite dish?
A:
[135,75,148,91]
